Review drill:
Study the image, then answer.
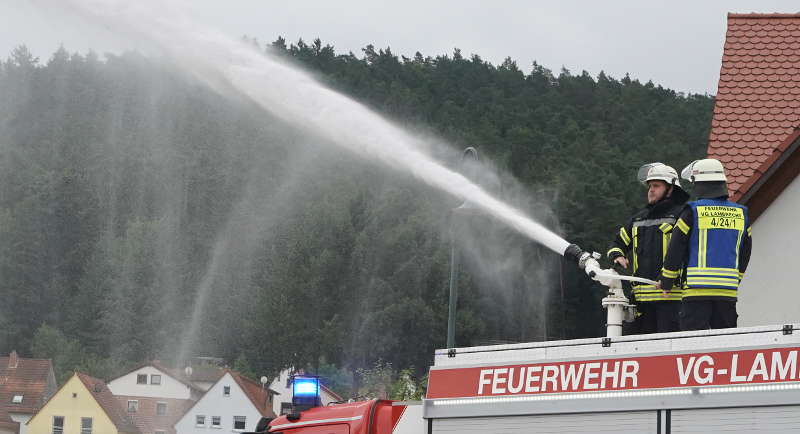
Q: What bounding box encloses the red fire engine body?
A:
[267,323,800,434]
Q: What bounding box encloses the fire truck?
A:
[250,248,800,433]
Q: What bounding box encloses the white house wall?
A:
[107,366,193,400]
[174,373,265,434]
[739,174,800,326]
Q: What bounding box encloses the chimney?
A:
[8,350,18,369]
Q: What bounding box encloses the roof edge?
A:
[738,130,800,222]
[728,13,800,19]
[738,128,800,203]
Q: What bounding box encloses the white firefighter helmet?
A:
[681,158,727,183]
[637,162,682,188]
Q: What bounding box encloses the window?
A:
[127,400,138,413]
[11,394,23,404]
[52,416,64,434]
[150,374,162,385]
[136,374,147,384]
[196,415,205,426]
[233,416,246,430]
[223,386,230,396]
[156,402,167,416]
[80,417,92,434]
[211,416,221,428]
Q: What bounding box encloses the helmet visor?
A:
[681,160,698,182]
[637,162,664,184]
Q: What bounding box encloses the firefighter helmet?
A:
[637,162,682,188]
[681,159,727,183]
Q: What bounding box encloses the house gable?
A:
[174,372,272,433]
[107,365,195,400]
[25,374,120,434]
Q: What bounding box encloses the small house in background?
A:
[173,370,276,434]
[705,13,800,326]
[269,369,342,416]
[25,373,140,434]
[0,351,56,434]
[106,362,208,434]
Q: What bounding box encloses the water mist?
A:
[40,0,581,361]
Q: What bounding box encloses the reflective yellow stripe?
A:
[698,229,708,268]
[661,268,680,278]
[738,272,744,279]
[662,229,670,262]
[686,270,739,277]
[688,267,740,273]
[685,280,739,288]
[632,226,639,273]
[676,218,690,234]
[659,223,673,233]
[686,277,738,283]
[747,226,752,236]
[634,287,684,301]
[683,288,738,298]
[636,295,684,301]
[734,224,744,270]
[619,227,631,246]
[607,247,625,258]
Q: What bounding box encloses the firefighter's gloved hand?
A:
[655,280,670,296]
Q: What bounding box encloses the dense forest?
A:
[0,39,713,395]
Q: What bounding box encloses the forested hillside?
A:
[0,39,713,395]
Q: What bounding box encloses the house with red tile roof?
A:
[707,13,800,326]
[25,372,140,434]
[0,351,56,434]
[106,362,211,434]
[173,370,276,434]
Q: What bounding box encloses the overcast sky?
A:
[2,1,797,94]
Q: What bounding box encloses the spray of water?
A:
[40,0,573,360]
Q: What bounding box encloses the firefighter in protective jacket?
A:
[659,158,752,330]
[608,163,689,334]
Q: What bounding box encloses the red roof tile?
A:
[708,13,800,200]
[0,351,55,415]
[0,407,19,432]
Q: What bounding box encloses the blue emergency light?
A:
[291,375,321,410]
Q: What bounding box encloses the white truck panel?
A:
[432,411,654,434]
[671,406,800,433]
[392,403,425,434]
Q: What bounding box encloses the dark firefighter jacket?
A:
[608,187,689,302]
[659,196,752,300]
